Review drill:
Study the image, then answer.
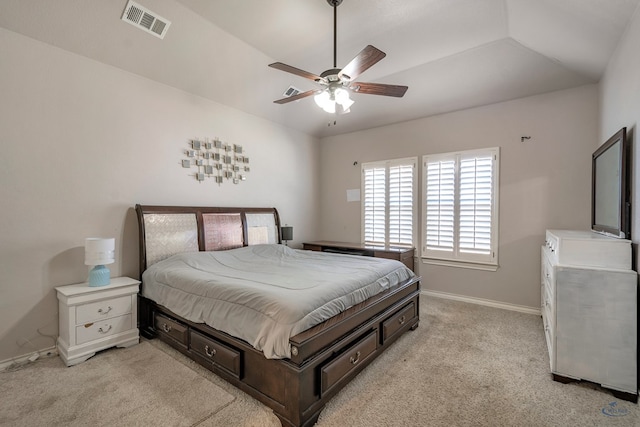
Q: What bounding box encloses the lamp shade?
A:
[84,238,115,266]
[281,226,293,241]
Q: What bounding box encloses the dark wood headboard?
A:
[135,204,282,275]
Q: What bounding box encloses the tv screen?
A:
[592,127,629,238]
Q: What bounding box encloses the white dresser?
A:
[541,229,637,401]
[56,277,140,366]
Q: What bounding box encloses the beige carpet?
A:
[0,341,235,427]
[2,296,639,426]
[154,296,640,427]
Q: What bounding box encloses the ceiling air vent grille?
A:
[283,86,302,97]
[121,1,171,39]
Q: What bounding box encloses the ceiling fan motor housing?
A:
[319,68,346,83]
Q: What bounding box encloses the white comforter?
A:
[142,244,415,359]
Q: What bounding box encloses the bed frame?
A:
[135,204,421,427]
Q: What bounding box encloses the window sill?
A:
[421,258,499,272]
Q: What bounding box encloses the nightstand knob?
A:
[98,306,113,315]
[204,345,217,357]
[161,324,172,333]
[349,351,361,365]
[98,325,112,334]
[398,315,406,325]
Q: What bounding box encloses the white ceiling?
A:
[1,0,638,138]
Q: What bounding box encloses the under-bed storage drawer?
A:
[382,301,416,344]
[190,330,241,378]
[321,329,378,396]
[154,313,188,346]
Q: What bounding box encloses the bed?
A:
[135,204,421,427]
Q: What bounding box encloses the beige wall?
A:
[600,6,640,267]
[0,28,320,362]
[319,85,599,309]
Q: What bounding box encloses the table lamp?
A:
[281,225,293,246]
[85,237,115,287]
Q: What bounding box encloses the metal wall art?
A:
[181,138,250,184]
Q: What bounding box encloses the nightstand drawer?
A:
[76,314,133,345]
[76,295,132,324]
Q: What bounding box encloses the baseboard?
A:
[0,346,58,372]
[421,289,541,315]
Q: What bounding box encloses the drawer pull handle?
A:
[204,345,217,357]
[98,306,113,315]
[350,351,361,365]
[162,323,172,333]
[98,325,112,334]
[398,315,406,325]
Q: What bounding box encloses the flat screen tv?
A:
[591,127,630,239]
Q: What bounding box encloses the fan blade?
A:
[273,89,318,104]
[338,45,386,81]
[268,62,325,82]
[350,82,408,97]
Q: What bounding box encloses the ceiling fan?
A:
[268,0,408,114]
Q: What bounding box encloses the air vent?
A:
[121,1,171,39]
[283,86,302,97]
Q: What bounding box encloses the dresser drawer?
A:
[190,330,241,377]
[382,302,416,344]
[542,282,553,316]
[541,248,554,290]
[76,314,132,345]
[321,329,378,396]
[76,295,132,324]
[542,299,554,336]
[542,306,554,371]
[155,313,188,346]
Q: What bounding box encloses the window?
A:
[422,147,499,269]
[362,157,417,247]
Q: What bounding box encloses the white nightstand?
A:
[56,277,140,366]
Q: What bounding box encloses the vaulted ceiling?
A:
[1,0,638,137]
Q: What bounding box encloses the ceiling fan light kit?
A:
[268,0,408,114]
[314,85,354,114]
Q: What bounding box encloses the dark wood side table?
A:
[302,240,415,272]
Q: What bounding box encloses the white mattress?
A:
[142,244,415,359]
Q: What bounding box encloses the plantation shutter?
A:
[363,166,386,244]
[422,148,499,266]
[362,158,416,247]
[389,164,414,246]
[459,155,493,255]
[425,159,455,252]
